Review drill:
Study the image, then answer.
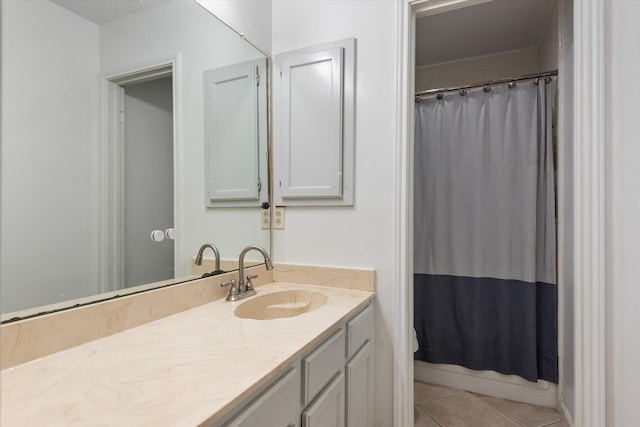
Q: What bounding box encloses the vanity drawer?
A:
[346,304,373,358]
[303,328,346,405]
[224,367,300,427]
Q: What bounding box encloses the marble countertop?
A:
[0,282,373,427]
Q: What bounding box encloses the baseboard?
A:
[560,401,575,427]
[414,360,557,408]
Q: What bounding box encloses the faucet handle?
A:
[245,274,258,290]
[221,279,238,295]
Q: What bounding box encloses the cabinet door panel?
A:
[302,372,345,427]
[273,38,355,206]
[224,367,300,427]
[303,328,345,405]
[347,304,373,359]
[204,58,267,207]
[346,341,373,427]
[280,47,343,199]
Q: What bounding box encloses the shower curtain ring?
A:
[483,85,491,92]
[436,93,444,100]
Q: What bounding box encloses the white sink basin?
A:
[234,290,328,320]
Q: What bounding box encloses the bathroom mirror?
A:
[0,0,270,319]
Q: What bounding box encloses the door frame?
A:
[393,1,606,426]
[99,56,183,292]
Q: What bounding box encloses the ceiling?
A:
[52,0,555,66]
[415,0,557,68]
[50,0,172,25]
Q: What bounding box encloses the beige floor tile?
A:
[414,381,465,402]
[543,423,568,427]
[418,393,521,427]
[476,395,562,427]
[415,405,442,427]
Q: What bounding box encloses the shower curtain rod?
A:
[415,69,558,99]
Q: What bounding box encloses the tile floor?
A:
[414,381,567,427]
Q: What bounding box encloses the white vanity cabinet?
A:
[301,303,373,427]
[301,328,346,427]
[302,372,346,427]
[302,329,346,405]
[222,367,300,427]
[345,304,374,427]
[345,341,373,427]
[215,302,373,427]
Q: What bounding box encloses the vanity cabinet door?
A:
[301,372,345,427]
[302,328,346,405]
[223,367,300,427]
[346,304,373,359]
[346,341,373,427]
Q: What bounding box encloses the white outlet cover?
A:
[261,209,271,229]
[272,207,285,229]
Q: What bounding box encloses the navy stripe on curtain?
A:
[414,273,558,383]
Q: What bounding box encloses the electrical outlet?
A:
[272,207,285,229]
[261,209,271,229]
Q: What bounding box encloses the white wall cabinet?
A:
[274,38,355,206]
[214,302,372,427]
[203,57,268,208]
[281,47,343,199]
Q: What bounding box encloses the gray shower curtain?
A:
[413,81,558,383]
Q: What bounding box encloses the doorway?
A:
[101,62,178,291]
[414,0,573,407]
[384,0,607,426]
[122,76,174,288]
[394,0,606,426]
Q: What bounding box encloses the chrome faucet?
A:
[195,243,222,277]
[221,244,273,301]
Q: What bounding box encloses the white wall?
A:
[555,0,575,421]
[606,1,640,425]
[538,0,560,73]
[538,0,576,419]
[415,48,539,92]
[271,1,397,425]
[196,0,272,56]
[0,0,101,313]
[99,1,268,273]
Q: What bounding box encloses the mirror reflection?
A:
[0,0,270,318]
